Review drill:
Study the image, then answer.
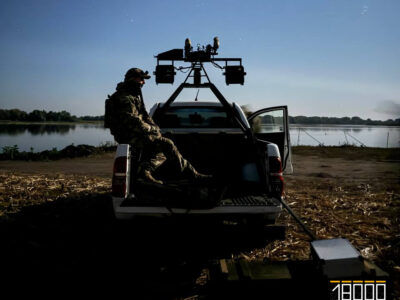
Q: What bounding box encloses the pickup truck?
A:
[111,100,293,227]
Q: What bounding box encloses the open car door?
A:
[248,106,293,174]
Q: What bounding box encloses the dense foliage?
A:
[0,109,104,122]
[0,108,398,125]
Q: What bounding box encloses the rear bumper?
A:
[112,196,282,220]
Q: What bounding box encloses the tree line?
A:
[288,115,400,126]
[0,109,104,122]
[0,108,398,125]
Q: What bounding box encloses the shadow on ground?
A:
[0,193,276,298]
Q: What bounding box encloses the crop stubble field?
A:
[0,146,399,296]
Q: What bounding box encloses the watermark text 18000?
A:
[330,280,386,300]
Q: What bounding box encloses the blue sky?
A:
[0,0,399,120]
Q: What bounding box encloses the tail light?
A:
[112,156,128,198]
[269,156,284,196]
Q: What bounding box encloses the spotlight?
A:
[213,37,219,51]
[154,65,176,84]
[185,38,192,58]
[224,65,246,85]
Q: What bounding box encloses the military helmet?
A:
[124,68,151,81]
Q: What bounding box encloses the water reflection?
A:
[0,123,112,152]
[0,123,104,136]
[288,125,400,148]
[0,124,78,136]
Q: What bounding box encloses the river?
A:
[0,123,399,152]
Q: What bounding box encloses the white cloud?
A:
[361,5,369,15]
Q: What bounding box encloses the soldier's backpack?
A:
[104,95,113,129]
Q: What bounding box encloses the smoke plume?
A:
[374,100,400,118]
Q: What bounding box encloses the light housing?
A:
[224,65,246,85]
[185,38,192,58]
[154,65,176,84]
[112,156,128,198]
[269,156,284,197]
[213,37,219,51]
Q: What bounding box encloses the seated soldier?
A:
[105,68,211,185]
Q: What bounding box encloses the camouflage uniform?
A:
[105,68,208,184]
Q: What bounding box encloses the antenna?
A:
[194,89,199,102]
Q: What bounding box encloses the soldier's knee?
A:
[158,136,172,144]
[156,136,173,149]
[149,136,179,157]
[166,140,179,153]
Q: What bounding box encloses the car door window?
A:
[251,109,285,133]
[248,106,293,174]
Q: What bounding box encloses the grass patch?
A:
[292,145,400,161]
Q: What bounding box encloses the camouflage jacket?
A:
[105,82,160,144]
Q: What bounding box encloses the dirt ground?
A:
[0,151,115,177]
[0,147,399,298]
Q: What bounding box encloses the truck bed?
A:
[112,127,283,221]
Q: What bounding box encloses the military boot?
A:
[138,169,163,185]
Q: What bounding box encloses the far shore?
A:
[0,120,103,125]
[289,123,400,127]
[1,120,400,127]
